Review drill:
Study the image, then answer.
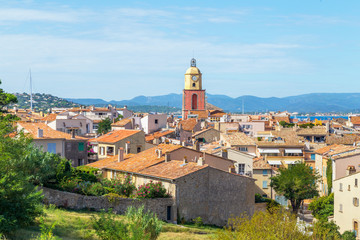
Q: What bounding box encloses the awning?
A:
[258,148,280,154]
[268,160,282,165]
[285,149,302,154]
[284,161,298,165]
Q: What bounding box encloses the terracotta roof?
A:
[253,158,273,170]
[271,128,302,144]
[192,127,217,137]
[315,144,356,156]
[296,126,327,136]
[41,113,58,122]
[87,154,133,168]
[221,132,256,146]
[111,118,132,127]
[139,160,208,180]
[90,129,141,143]
[257,141,304,147]
[103,144,183,172]
[179,118,199,131]
[145,130,175,142]
[332,151,360,160]
[350,116,360,124]
[326,134,360,145]
[273,116,290,123]
[17,122,86,140]
[188,110,209,119]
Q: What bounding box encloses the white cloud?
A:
[0,8,82,22]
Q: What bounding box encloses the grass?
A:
[14,206,219,240]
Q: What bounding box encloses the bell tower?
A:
[182,58,206,119]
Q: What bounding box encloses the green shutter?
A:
[78,142,84,151]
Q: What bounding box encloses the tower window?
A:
[192,94,198,110]
[192,83,196,87]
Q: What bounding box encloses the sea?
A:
[290,116,348,121]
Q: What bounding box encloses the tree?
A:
[97,117,112,135]
[0,80,17,112]
[214,208,311,240]
[309,193,334,221]
[270,162,320,214]
[0,82,43,236]
[326,158,333,194]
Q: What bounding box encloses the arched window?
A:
[192,94,197,110]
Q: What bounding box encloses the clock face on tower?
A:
[192,75,197,81]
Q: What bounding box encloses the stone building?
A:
[88,143,255,226]
[192,128,220,143]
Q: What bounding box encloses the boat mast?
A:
[29,68,33,113]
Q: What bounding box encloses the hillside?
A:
[11,93,81,112]
[68,92,360,113]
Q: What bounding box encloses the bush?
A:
[59,178,81,193]
[135,181,169,199]
[312,220,341,240]
[342,231,356,240]
[126,205,162,240]
[73,169,98,183]
[214,209,310,240]
[92,206,162,240]
[193,217,203,227]
[100,175,135,197]
[309,193,334,221]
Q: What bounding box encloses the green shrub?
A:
[87,182,107,196]
[73,168,98,183]
[56,159,73,183]
[91,209,129,240]
[312,220,341,240]
[36,217,59,240]
[126,205,162,240]
[309,193,334,221]
[59,178,81,193]
[193,217,203,227]
[101,175,135,197]
[104,193,123,202]
[342,230,356,240]
[135,181,169,199]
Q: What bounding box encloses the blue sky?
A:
[1,0,360,101]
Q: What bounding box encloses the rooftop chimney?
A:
[125,141,130,154]
[229,166,236,174]
[157,148,162,158]
[197,157,204,166]
[221,149,228,159]
[37,128,43,138]
[193,140,200,151]
[165,152,170,162]
[118,147,124,162]
[183,156,188,164]
[346,165,356,176]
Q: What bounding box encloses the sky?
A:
[1,0,360,101]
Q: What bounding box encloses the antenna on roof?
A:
[242,97,244,115]
[29,68,33,113]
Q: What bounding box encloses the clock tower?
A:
[182,58,206,119]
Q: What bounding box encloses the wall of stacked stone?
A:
[40,187,175,221]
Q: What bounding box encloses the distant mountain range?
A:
[67,93,360,113]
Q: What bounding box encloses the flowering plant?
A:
[134,181,170,199]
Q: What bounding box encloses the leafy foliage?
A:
[0,83,43,236]
[309,193,334,221]
[135,181,170,199]
[326,158,333,194]
[97,117,112,135]
[312,220,341,240]
[279,121,295,128]
[92,206,162,240]
[299,123,315,128]
[341,231,356,240]
[270,163,320,213]
[214,208,311,240]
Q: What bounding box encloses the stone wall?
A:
[41,187,175,221]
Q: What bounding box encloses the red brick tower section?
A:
[182,58,206,119]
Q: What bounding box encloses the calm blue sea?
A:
[290,116,348,121]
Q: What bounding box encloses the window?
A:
[348,185,351,191]
[262,181,268,189]
[238,164,245,175]
[78,142,84,151]
[167,206,172,221]
[192,83,195,87]
[263,170,268,176]
[353,197,359,207]
[100,147,105,155]
[111,170,117,179]
[311,154,315,160]
[239,147,248,152]
[107,146,114,156]
[356,179,358,187]
[340,183,343,192]
[192,94,198,110]
[155,119,158,124]
[137,147,141,153]
[262,194,268,198]
[47,143,56,154]
[339,204,343,212]
[78,159,84,166]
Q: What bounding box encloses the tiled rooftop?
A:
[90,129,141,143]
[111,118,132,127]
[221,132,256,146]
[145,130,175,142]
[179,118,199,131]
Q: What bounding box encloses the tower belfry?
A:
[182,58,206,119]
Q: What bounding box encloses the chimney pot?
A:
[157,148,162,158]
[165,152,170,162]
[197,157,204,166]
[37,128,43,138]
[183,156,187,164]
[125,142,130,154]
[221,149,228,159]
[118,147,124,162]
